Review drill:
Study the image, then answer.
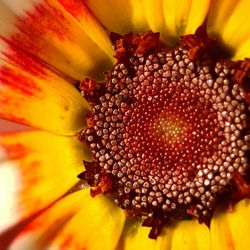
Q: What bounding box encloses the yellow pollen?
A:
[154,116,188,145]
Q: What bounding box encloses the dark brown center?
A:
[78,29,250,239]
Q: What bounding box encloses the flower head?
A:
[0,0,250,249]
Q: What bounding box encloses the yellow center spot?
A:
[154,115,188,146]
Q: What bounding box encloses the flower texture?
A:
[0,0,250,249]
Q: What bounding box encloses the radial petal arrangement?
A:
[0,130,91,237]
[0,0,250,250]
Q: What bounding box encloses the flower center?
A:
[78,29,250,238]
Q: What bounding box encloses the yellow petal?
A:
[0,131,90,232]
[51,193,126,250]
[210,199,250,250]
[120,219,210,250]
[143,0,168,43]
[119,221,172,250]
[210,208,235,249]
[233,39,250,60]
[163,0,192,42]
[87,0,210,45]
[0,59,89,134]
[226,199,250,250]
[55,0,115,63]
[85,0,149,34]
[163,0,211,44]
[0,0,113,80]
[10,190,126,250]
[127,0,211,45]
[184,0,211,34]
[207,0,250,56]
[171,220,210,250]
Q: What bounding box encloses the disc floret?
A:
[78,29,250,239]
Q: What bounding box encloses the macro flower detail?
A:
[78,28,250,239]
[1,0,250,249]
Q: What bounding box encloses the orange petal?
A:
[0,59,89,134]
[8,191,85,249]
[85,0,149,34]
[0,131,91,233]
[50,193,126,250]
[0,37,74,84]
[55,0,115,64]
[0,0,113,80]
[9,190,126,250]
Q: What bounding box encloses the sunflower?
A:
[1,0,250,249]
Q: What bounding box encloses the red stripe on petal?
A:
[0,67,41,96]
[0,113,29,127]
[1,37,47,78]
[10,0,73,56]
[58,0,89,20]
[61,235,74,249]
[0,96,29,124]
[0,114,29,127]
[1,143,30,160]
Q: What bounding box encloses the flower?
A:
[0,0,250,249]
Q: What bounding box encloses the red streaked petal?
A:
[7,191,85,250]
[0,37,73,83]
[8,190,125,250]
[51,195,125,250]
[0,59,89,134]
[0,0,113,81]
[55,0,115,64]
[0,119,32,133]
[0,130,91,233]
